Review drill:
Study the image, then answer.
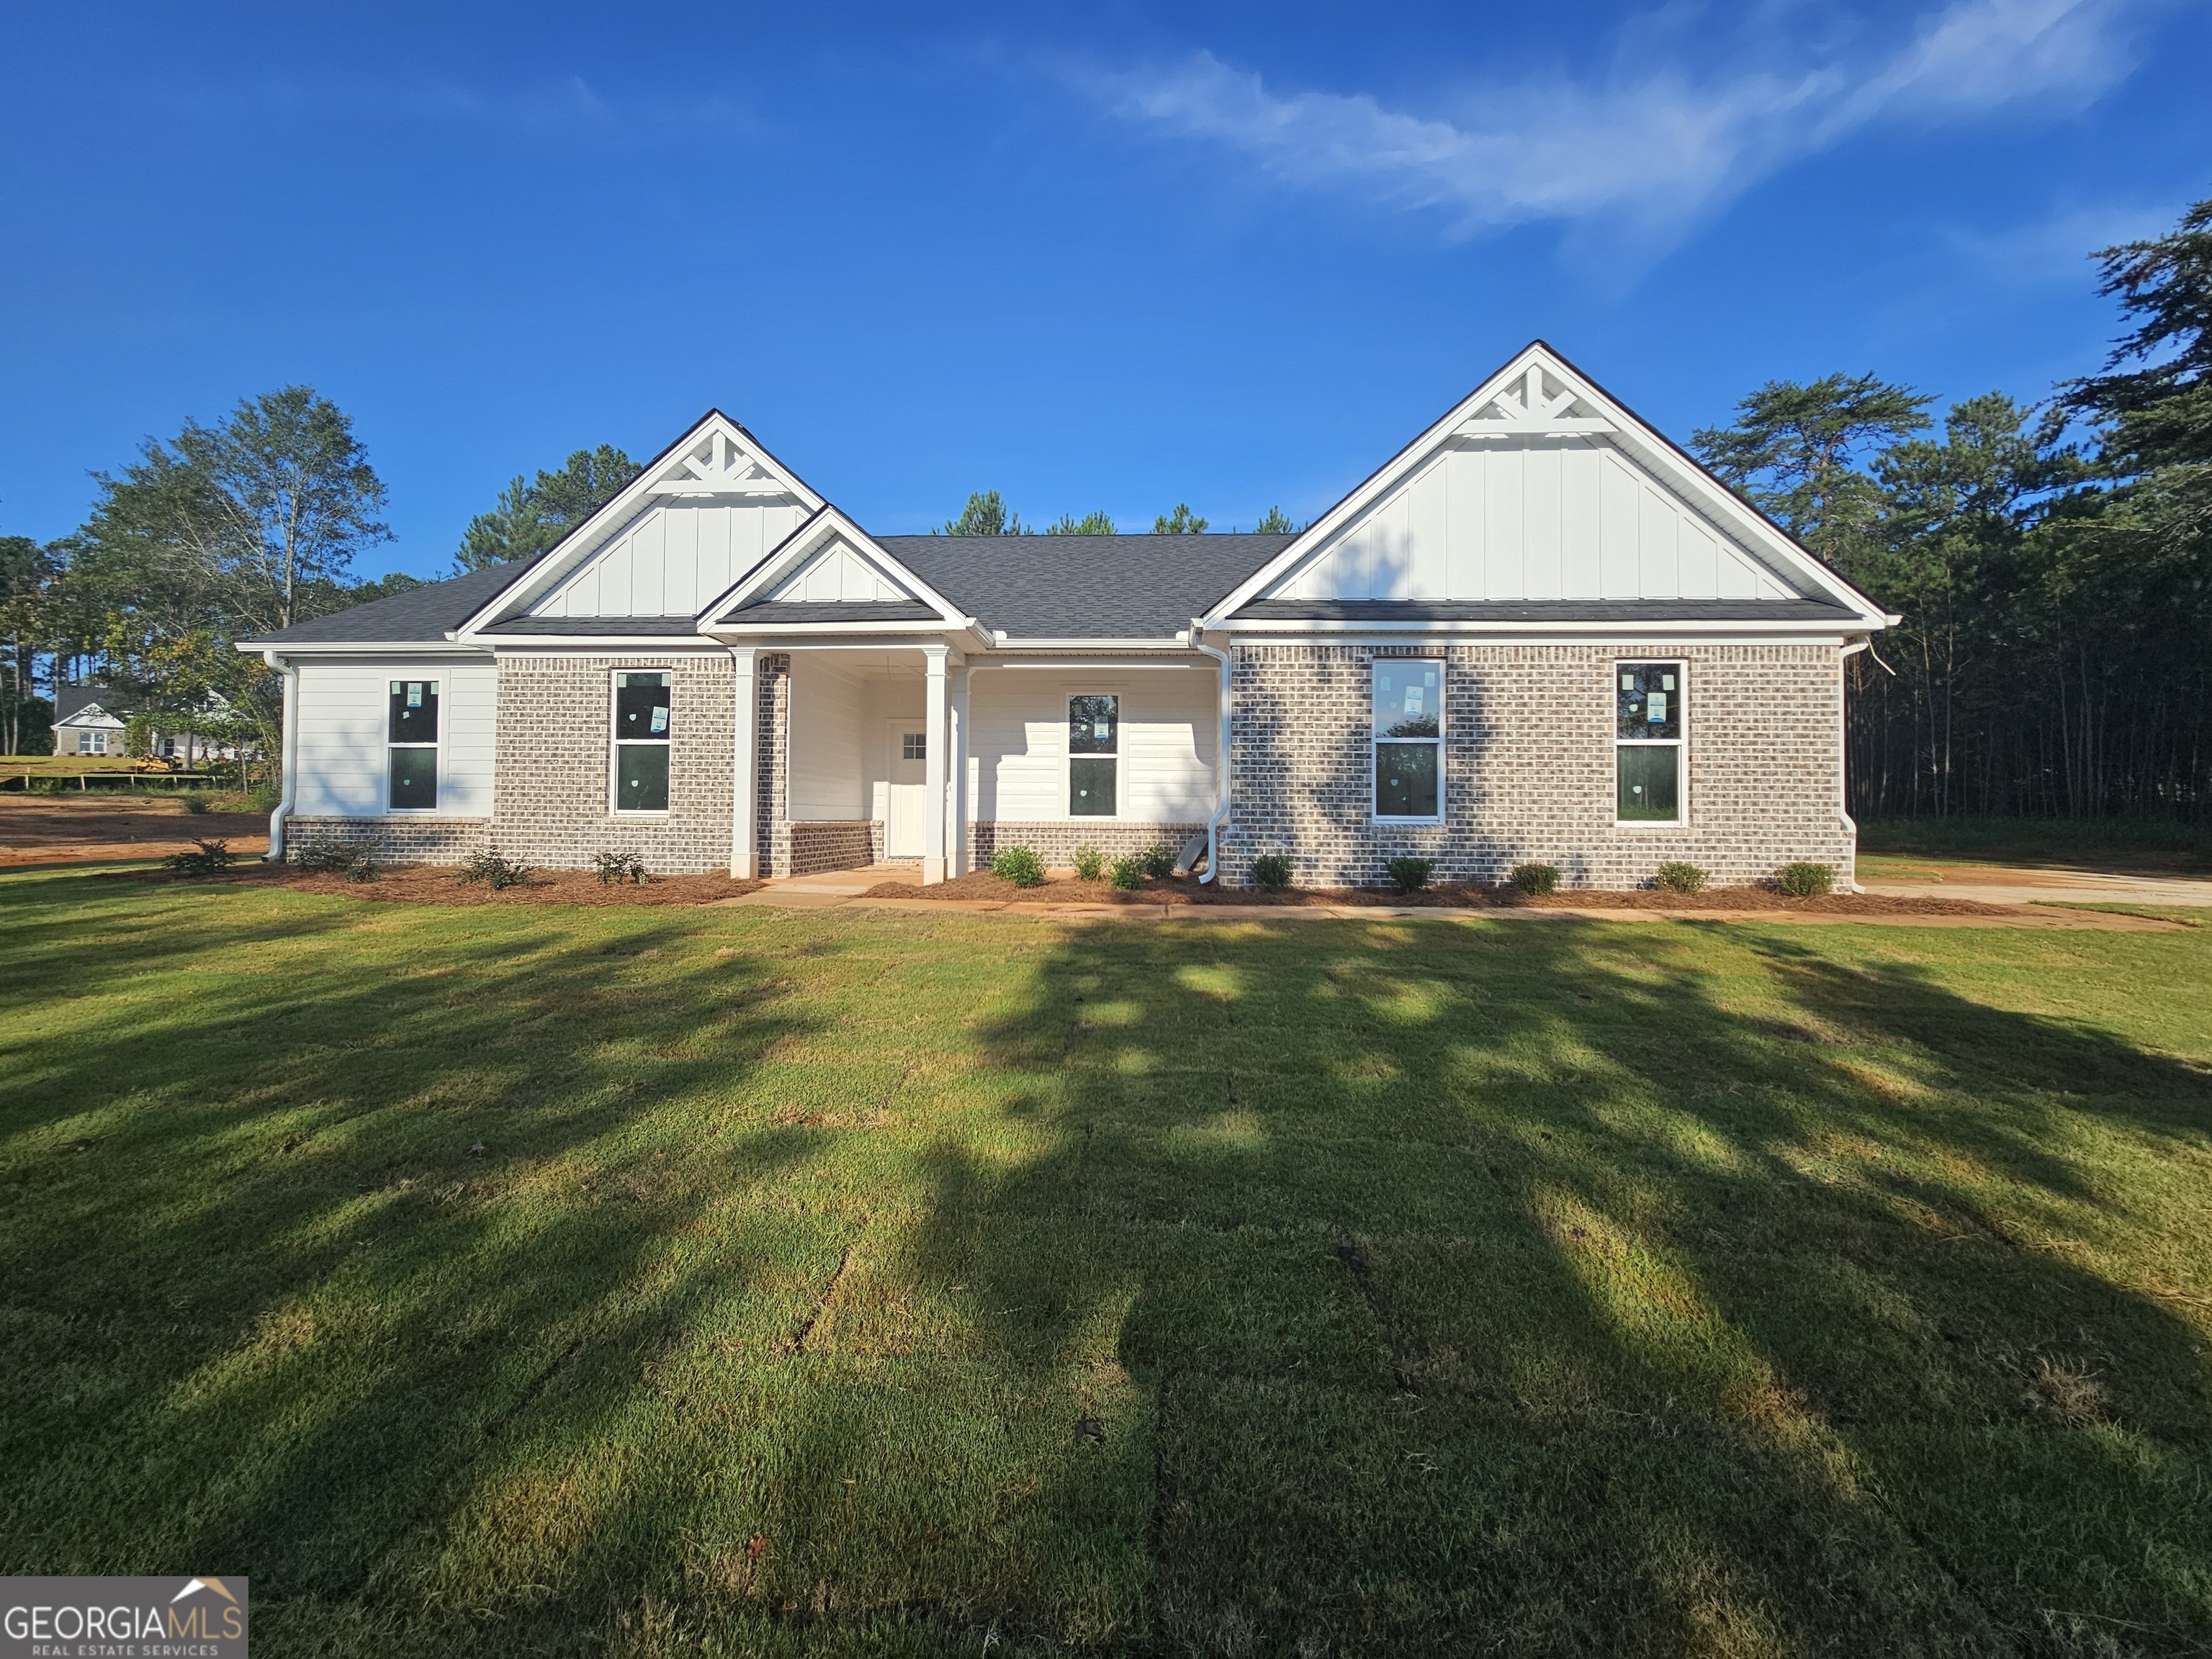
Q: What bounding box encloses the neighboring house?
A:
[51,686,129,755]
[50,685,242,764]
[240,343,1892,889]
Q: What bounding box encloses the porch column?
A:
[922,644,949,885]
[729,648,760,878]
[948,662,970,877]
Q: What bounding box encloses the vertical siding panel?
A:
[1638,487,1679,597]
[1444,446,1481,600]
[1600,456,1640,596]
[1560,444,1602,596]
[1681,522,1720,598]
[1523,445,1563,600]
[1411,461,1447,599]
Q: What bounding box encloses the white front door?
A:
[885,719,927,858]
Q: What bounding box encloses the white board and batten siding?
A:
[293,660,497,817]
[529,500,809,619]
[968,669,1214,823]
[770,541,912,603]
[1272,438,1800,603]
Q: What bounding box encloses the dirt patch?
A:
[0,793,269,866]
[866,871,2015,917]
[108,863,765,906]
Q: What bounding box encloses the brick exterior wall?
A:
[485,653,741,875]
[774,819,874,876]
[287,816,489,863]
[1219,642,1851,891]
[970,820,1208,870]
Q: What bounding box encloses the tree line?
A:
[933,493,1300,536]
[1689,194,2211,819]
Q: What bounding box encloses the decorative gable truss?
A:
[459,413,828,633]
[1208,343,1889,626]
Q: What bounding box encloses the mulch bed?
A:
[864,871,2014,917]
[107,863,765,906]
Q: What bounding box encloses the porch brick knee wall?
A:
[775,820,873,876]
[1219,642,1852,891]
[970,821,1207,869]
[487,653,750,875]
[284,816,489,864]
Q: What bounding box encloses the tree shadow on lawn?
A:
[911,916,2212,1656]
[4,879,2211,1657]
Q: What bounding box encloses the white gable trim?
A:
[768,541,915,603]
[1204,341,1889,629]
[695,506,974,631]
[453,411,828,639]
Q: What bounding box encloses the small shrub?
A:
[458,850,534,890]
[990,846,1046,888]
[593,850,648,886]
[295,840,382,881]
[248,783,280,814]
[28,776,66,796]
[1385,855,1434,894]
[178,791,215,815]
[1071,843,1105,883]
[1653,860,1707,894]
[163,837,234,877]
[1251,853,1292,891]
[1136,842,1177,880]
[1774,861,1834,898]
[1510,862,1560,896]
[1108,856,1143,891]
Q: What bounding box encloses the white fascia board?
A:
[1224,616,1870,636]
[694,504,972,629]
[452,411,829,641]
[1202,341,1889,630]
[986,636,1196,652]
[473,634,726,650]
[236,639,492,660]
[1230,626,1861,648]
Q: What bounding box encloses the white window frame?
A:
[608,667,675,817]
[1613,658,1689,830]
[1371,658,1445,825]
[386,678,441,814]
[1064,689,1122,821]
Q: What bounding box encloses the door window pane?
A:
[618,744,670,812]
[1069,695,1118,755]
[389,680,439,744]
[390,745,438,810]
[1070,757,1116,816]
[1617,745,1679,821]
[1375,742,1439,818]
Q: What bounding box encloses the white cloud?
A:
[1089,0,2143,242]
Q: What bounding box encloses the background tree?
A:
[1253,506,1300,534]
[1044,511,1116,535]
[0,534,56,753]
[1154,503,1208,534]
[938,491,1025,536]
[454,444,637,572]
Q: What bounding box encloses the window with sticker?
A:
[1372,660,1442,819]
[388,680,439,810]
[613,670,673,812]
[1069,695,1117,817]
[1615,662,1683,822]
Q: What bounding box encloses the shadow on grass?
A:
[2,874,2208,1656]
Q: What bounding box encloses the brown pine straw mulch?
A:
[104,863,765,906]
[863,871,2015,917]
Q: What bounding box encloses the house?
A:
[52,686,129,756]
[239,343,1892,889]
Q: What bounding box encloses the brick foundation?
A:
[774,819,875,876]
[1219,642,1851,891]
[285,816,489,864]
[970,820,1208,871]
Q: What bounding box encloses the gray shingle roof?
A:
[482,614,715,636]
[1229,598,1856,624]
[876,534,1295,638]
[243,562,536,645]
[725,600,943,624]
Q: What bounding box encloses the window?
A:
[388,680,439,810]
[1616,662,1683,822]
[1372,660,1442,819]
[1069,694,1117,817]
[613,670,673,812]
[902,732,926,762]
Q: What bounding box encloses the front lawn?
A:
[2,872,2208,1655]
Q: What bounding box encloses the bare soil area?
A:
[863,870,2013,917]
[0,793,269,866]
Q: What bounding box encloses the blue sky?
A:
[1,1,2206,580]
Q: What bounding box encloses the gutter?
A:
[262,649,298,864]
[1186,623,1232,884]
[1840,639,1868,892]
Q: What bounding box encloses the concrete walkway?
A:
[716,864,2196,930]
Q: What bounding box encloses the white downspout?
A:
[263,649,298,863]
[1189,622,1232,884]
[1840,638,1867,892]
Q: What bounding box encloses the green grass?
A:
[3,871,2210,1656]
[1861,814,2212,873]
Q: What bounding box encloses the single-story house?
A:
[49,685,241,764]
[240,342,1892,889]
